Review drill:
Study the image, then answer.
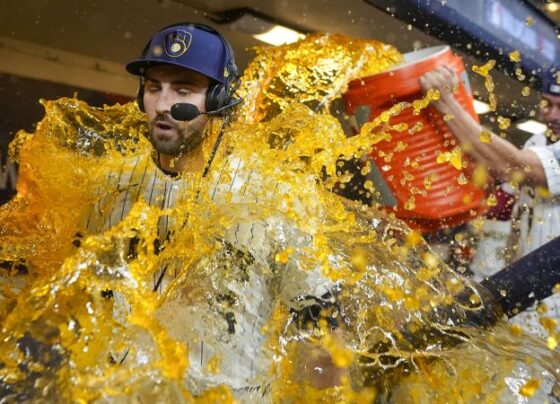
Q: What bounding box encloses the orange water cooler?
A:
[343,46,486,232]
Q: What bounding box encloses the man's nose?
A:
[155,89,174,115]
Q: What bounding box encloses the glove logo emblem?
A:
[164,30,192,58]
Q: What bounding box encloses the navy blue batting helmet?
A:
[126,23,236,84]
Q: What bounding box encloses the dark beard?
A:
[148,114,206,155]
[149,130,185,155]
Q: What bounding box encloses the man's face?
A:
[539,93,560,137]
[143,64,210,156]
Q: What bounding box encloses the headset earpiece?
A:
[205,82,228,112]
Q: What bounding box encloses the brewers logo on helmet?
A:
[164,30,192,58]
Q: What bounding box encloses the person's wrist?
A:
[433,92,457,115]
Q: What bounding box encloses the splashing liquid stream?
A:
[0,34,558,402]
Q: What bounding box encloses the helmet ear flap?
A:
[137,78,145,112]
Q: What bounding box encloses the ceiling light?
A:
[209,7,308,47]
[546,2,560,12]
[516,119,547,134]
[473,100,491,114]
[253,26,306,46]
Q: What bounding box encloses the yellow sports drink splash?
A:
[0,34,558,402]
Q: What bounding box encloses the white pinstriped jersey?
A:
[84,153,189,246]
[517,133,560,255]
[509,133,560,336]
[82,151,334,397]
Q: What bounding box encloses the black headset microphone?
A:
[170,98,242,121]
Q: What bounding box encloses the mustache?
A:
[150,113,179,128]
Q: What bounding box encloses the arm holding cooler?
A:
[419,67,548,189]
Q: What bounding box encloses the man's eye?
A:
[177,88,192,95]
[145,86,160,93]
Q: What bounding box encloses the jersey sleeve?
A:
[526,143,560,196]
